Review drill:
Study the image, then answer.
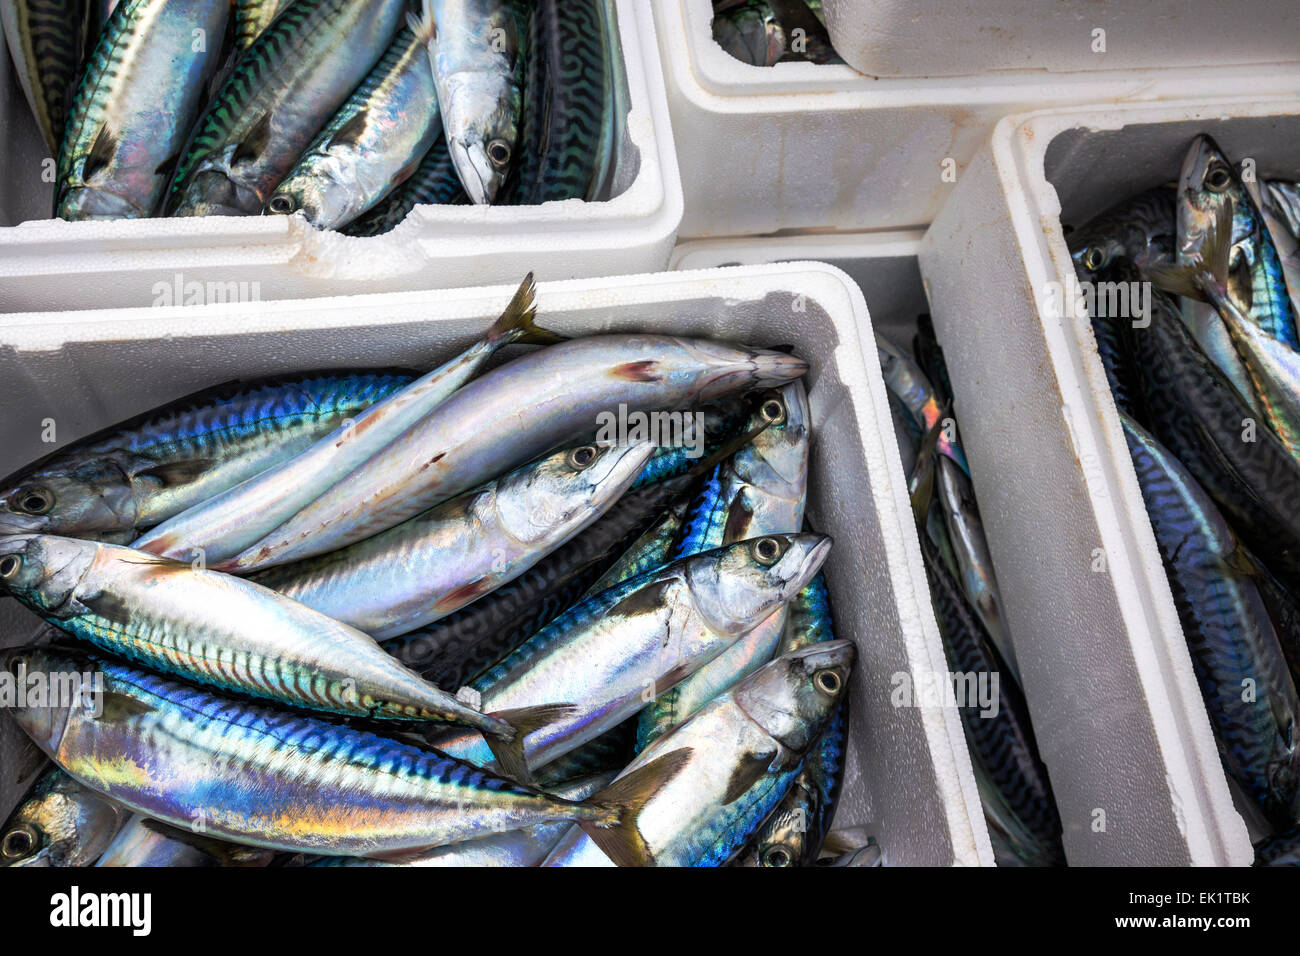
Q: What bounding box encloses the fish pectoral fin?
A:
[607,578,676,620]
[154,149,183,182]
[327,110,371,152]
[361,845,437,865]
[579,748,694,867]
[232,113,273,167]
[483,703,578,786]
[96,691,156,723]
[134,458,217,488]
[722,747,779,805]
[83,125,120,182]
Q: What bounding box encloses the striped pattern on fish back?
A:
[686,760,800,867]
[57,0,139,184]
[95,657,521,794]
[79,371,415,463]
[7,0,84,154]
[919,528,1063,856]
[168,0,343,207]
[51,600,368,716]
[233,0,293,51]
[525,0,605,204]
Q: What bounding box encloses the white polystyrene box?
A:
[0,0,683,313]
[0,264,990,866]
[658,0,1300,239]
[823,0,1300,79]
[920,96,1300,867]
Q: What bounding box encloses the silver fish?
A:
[2,766,128,867]
[429,0,524,204]
[96,814,276,867]
[223,335,807,572]
[543,641,855,866]
[252,439,654,639]
[132,277,553,566]
[422,533,833,777]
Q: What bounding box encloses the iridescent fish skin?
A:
[341,135,467,237]
[636,383,810,751]
[5,646,638,857]
[252,439,654,639]
[224,336,807,572]
[734,772,820,867]
[877,335,968,475]
[1256,824,1300,866]
[167,0,409,216]
[233,0,293,51]
[312,772,616,867]
[430,0,523,204]
[0,535,520,743]
[1246,178,1300,322]
[2,766,128,867]
[267,9,441,230]
[544,641,854,867]
[57,0,230,220]
[0,369,414,541]
[1068,185,1177,280]
[0,0,88,156]
[96,814,275,867]
[133,279,549,566]
[1124,414,1300,830]
[422,533,832,777]
[1177,135,1298,348]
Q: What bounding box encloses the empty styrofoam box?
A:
[920,96,1300,867]
[823,0,1300,79]
[658,0,1300,239]
[0,0,682,313]
[0,264,990,865]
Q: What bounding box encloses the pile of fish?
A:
[881,321,1066,867]
[1,0,624,234]
[1064,135,1300,864]
[0,276,865,867]
[710,0,841,67]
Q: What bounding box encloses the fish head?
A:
[0,535,99,616]
[442,75,520,205]
[671,339,809,401]
[1,645,82,765]
[265,160,350,229]
[729,383,811,514]
[1,768,123,867]
[494,439,656,544]
[1178,134,1247,260]
[0,458,137,538]
[1068,187,1177,280]
[174,162,261,218]
[685,532,832,634]
[735,640,855,753]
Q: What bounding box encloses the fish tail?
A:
[486,273,565,346]
[1147,199,1234,306]
[482,703,578,785]
[406,0,436,45]
[576,748,693,866]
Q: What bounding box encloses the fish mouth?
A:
[449,138,498,205]
[0,512,44,536]
[57,187,151,220]
[793,534,832,589]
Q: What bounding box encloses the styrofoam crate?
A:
[0,264,991,865]
[823,0,1300,79]
[919,96,1300,867]
[658,0,1300,239]
[0,0,683,313]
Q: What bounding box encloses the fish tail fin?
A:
[407,0,436,45]
[483,703,577,785]
[1147,200,1234,306]
[486,273,565,346]
[576,748,693,867]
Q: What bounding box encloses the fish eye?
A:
[14,487,52,516]
[1081,247,1105,272]
[266,195,297,215]
[814,669,842,696]
[486,139,512,168]
[0,555,21,580]
[750,537,783,565]
[759,395,787,425]
[567,445,598,470]
[1205,164,1233,193]
[761,844,793,867]
[1,824,38,861]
